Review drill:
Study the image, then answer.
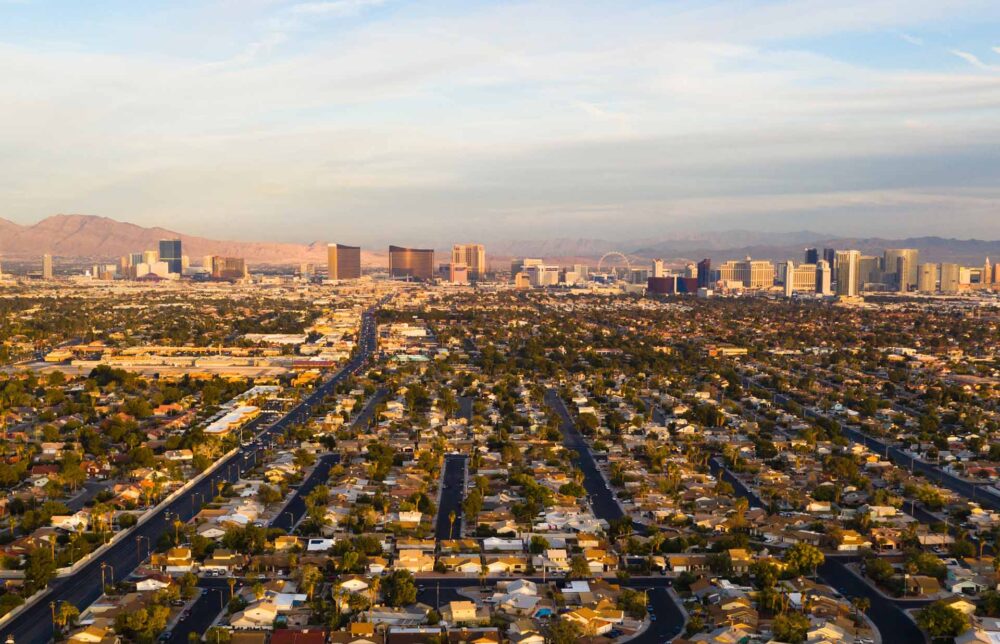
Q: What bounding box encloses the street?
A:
[0,306,380,644]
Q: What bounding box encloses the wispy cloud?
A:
[290,0,386,17]
[949,48,1000,71]
[899,32,924,46]
[2,0,1000,242]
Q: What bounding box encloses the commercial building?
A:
[159,239,183,274]
[212,256,247,281]
[451,244,486,281]
[526,265,560,287]
[939,263,960,293]
[449,263,469,284]
[42,253,53,280]
[327,244,362,280]
[697,258,712,288]
[783,261,795,297]
[859,255,881,289]
[389,245,434,280]
[717,258,775,289]
[804,248,819,264]
[511,258,543,276]
[816,260,832,295]
[834,250,861,297]
[917,263,937,293]
[884,248,919,291]
[652,259,665,278]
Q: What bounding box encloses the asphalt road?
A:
[711,458,930,644]
[458,396,473,422]
[544,389,630,528]
[0,306,380,644]
[269,454,340,532]
[414,577,684,641]
[435,455,467,541]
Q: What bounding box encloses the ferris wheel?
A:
[596,251,632,278]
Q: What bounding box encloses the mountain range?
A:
[0,214,384,266]
[1,214,997,267]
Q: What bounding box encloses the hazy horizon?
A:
[3,1,1000,246]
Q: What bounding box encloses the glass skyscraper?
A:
[158,239,182,274]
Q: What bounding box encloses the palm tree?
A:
[852,597,870,637]
[57,601,79,630]
[448,511,456,539]
[299,564,322,600]
[732,497,749,530]
[367,576,381,620]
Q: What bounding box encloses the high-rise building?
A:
[804,248,819,264]
[158,239,182,274]
[697,258,712,288]
[327,244,362,280]
[815,260,832,295]
[42,254,53,280]
[834,250,861,297]
[783,261,795,298]
[684,263,698,279]
[211,256,247,281]
[527,265,560,287]
[389,245,434,280]
[511,258,542,278]
[859,255,880,288]
[451,244,486,281]
[939,263,960,293]
[143,250,159,266]
[917,263,937,293]
[652,259,665,278]
[884,249,918,291]
[983,258,992,286]
[717,258,775,289]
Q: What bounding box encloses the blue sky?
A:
[2,0,1000,245]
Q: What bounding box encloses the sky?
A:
[1,0,1000,246]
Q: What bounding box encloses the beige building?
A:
[718,258,775,289]
[835,250,861,297]
[939,262,960,293]
[452,244,486,280]
[917,263,937,293]
[884,248,919,291]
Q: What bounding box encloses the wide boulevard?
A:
[0,306,380,643]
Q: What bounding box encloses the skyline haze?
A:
[2,1,1000,245]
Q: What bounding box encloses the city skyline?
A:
[2,1,1000,244]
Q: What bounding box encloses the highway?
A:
[0,305,380,644]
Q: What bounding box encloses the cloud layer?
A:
[1,0,999,244]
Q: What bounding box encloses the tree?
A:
[772,612,810,644]
[865,557,895,585]
[568,555,591,580]
[57,601,80,629]
[448,510,456,539]
[24,547,56,594]
[549,618,584,644]
[783,542,824,577]
[529,535,550,555]
[916,601,968,639]
[382,570,417,607]
[257,484,283,507]
[298,564,322,600]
